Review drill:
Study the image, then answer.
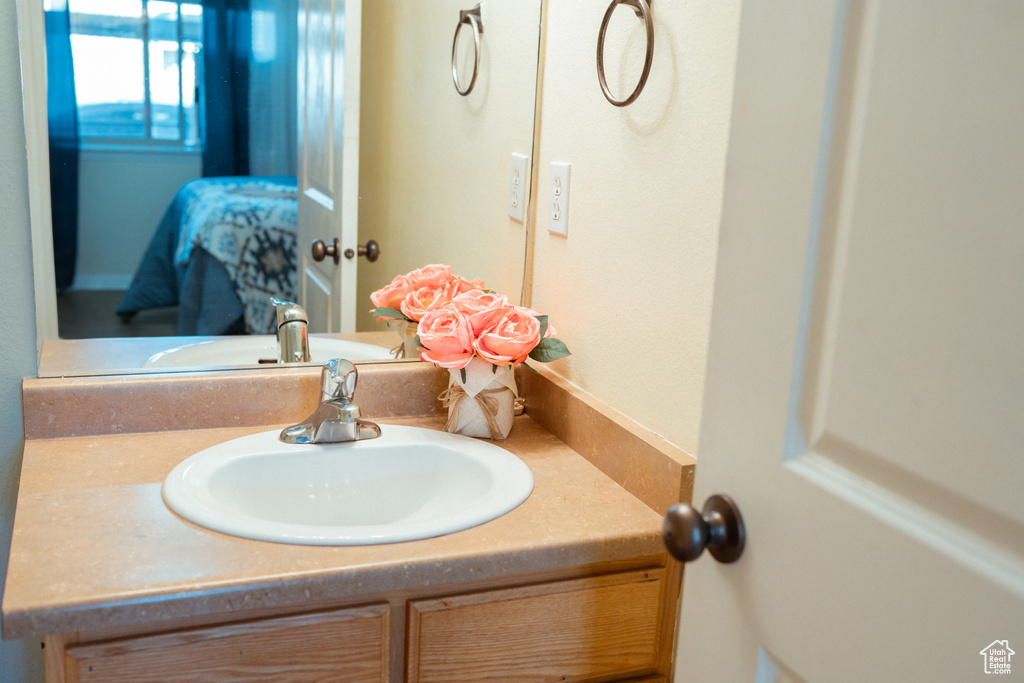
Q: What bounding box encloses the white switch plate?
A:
[508,153,529,222]
[548,161,571,236]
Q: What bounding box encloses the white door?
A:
[676,1,1024,681]
[296,0,360,333]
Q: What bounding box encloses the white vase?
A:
[442,358,517,440]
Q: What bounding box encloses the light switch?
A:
[548,161,570,236]
[508,153,529,223]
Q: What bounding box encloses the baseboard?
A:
[69,274,133,291]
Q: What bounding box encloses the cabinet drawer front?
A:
[66,604,389,683]
[408,568,665,683]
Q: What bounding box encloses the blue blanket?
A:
[117,176,298,335]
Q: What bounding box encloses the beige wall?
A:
[528,2,741,455]
[356,0,542,331]
[75,150,202,287]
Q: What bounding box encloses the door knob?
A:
[344,240,380,262]
[311,238,340,264]
[663,494,745,564]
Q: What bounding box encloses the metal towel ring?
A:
[452,5,484,96]
[596,0,654,107]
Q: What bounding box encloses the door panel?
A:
[303,266,333,334]
[304,0,335,197]
[808,1,1024,526]
[677,1,1024,681]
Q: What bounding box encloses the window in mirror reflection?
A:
[66,0,202,148]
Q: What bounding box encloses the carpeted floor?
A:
[57,290,178,339]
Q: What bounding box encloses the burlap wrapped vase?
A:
[440,358,516,440]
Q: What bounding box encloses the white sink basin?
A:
[162,425,534,545]
[142,335,393,368]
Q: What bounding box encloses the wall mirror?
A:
[23,0,544,378]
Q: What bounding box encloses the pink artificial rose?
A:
[473,307,542,366]
[406,264,453,289]
[370,274,415,320]
[445,275,487,298]
[450,290,511,335]
[417,307,475,369]
[400,284,455,322]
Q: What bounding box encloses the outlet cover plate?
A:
[508,153,529,222]
[548,161,570,236]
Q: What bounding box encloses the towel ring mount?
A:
[452,5,484,96]
[596,0,654,107]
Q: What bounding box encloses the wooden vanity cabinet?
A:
[44,564,675,683]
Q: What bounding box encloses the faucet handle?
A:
[280,358,379,444]
[271,297,308,326]
[321,359,357,402]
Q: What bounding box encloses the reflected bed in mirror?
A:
[116,176,301,337]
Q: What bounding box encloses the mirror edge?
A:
[16,0,59,353]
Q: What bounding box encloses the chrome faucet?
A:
[271,297,311,363]
[280,359,382,444]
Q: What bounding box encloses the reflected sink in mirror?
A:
[142,335,394,368]
[162,425,534,545]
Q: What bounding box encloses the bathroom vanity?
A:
[4,361,695,682]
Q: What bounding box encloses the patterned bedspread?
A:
[175,177,298,334]
[117,176,298,335]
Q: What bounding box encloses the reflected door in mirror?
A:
[298,0,360,333]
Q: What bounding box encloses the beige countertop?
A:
[3,415,666,639]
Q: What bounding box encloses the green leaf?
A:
[372,307,410,322]
[528,337,571,363]
[460,367,467,384]
[534,314,549,339]
[413,334,422,349]
[522,361,539,374]
[492,363,498,374]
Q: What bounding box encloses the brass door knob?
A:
[663,494,745,564]
[311,238,340,264]
[344,240,380,262]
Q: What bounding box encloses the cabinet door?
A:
[65,605,389,682]
[407,569,666,683]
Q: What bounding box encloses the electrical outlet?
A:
[548,161,570,236]
[508,153,529,222]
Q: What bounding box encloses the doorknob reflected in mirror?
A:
[663,494,745,564]
[311,238,340,264]
[344,240,380,262]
